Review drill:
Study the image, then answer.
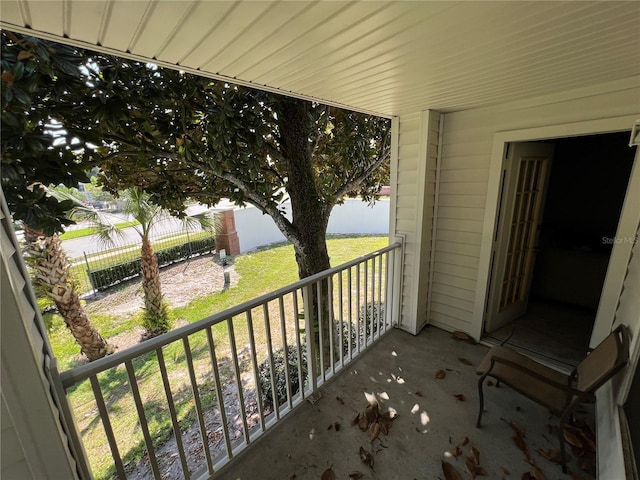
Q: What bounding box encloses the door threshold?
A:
[480,334,575,374]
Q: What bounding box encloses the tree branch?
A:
[217,171,297,242]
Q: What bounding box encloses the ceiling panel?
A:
[0,0,638,116]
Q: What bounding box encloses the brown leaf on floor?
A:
[442,460,463,480]
[471,446,480,465]
[454,394,466,401]
[415,390,424,397]
[537,448,568,464]
[452,331,477,344]
[379,420,389,436]
[348,472,364,480]
[334,422,341,432]
[458,357,473,366]
[532,465,548,480]
[359,446,374,469]
[460,436,470,447]
[578,431,596,453]
[452,446,463,458]
[435,369,447,379]
[487,380,495,387]
[321,467,336,480]
[328,423,333,430]
[352,412,361,426]
[336,396,345,405]
[358,414,370,432]
[288,474,296,480]
[502,418,526,439]
[464,457,487,478]
[365,403,379,423]
[368,421,381,441]
[563,428,584,449]
[512,434,531,462]
[500,466,510,475]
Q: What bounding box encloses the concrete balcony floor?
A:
[218,326,595,480]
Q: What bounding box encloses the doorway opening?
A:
[484,131,635,367]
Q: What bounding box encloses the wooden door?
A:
[485,142,554,333]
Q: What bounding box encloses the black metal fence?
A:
[81,223,216,292]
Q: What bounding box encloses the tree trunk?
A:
[23,226,112,361]
[278,98,333,369]
[140,235,170,337]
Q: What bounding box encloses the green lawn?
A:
[47,235,388,479]
[59,220,140,240]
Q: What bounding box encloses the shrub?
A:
[88,236,215,291]
[359,300,385,337]
[258,344,307,410]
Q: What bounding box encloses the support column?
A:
[214,209,240,256]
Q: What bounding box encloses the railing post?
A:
[302,284,319,400]
[390,236,405,329]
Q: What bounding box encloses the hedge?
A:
[88,236,216,291]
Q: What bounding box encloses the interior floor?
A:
[484,299,595,369]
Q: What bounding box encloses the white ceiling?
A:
[1,1,639,117]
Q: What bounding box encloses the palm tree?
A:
[23,225,113,361]
[66,187,215,338]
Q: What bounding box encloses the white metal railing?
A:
[53,242,403,480]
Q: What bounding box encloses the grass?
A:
[48,235,388,479]
[59,221,140,240]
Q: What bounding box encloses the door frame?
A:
[472,114,640,342]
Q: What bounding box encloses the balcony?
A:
[53,242,593,480]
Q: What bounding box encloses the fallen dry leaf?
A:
[288,474,296,480]
[435,369,447,379]
[379,421,389,436]
[415,390,424,397]
[352,412,361,426]
[348,473,364,480]
[460,436,470,447]
[365,403,379,422]
[487,380,495,387]
[359,446,374,469]
[512,434,531,462]
[442,460,463,480]
[563,428,584,449]
[452,331,477,344]
[537,448,567,464]
[503,418,526,439]
[454,394,466,401]
[336,396,345,405]
[452,446,463,458]
[321,467,336,480]
[458,357,473,366]
[471,446,480,465]
[327,423,333,430]
[532,465,548,480]
[368,421,381,441]
[501,466,510,475]
[334,422,341,432]
[358,415,369,432]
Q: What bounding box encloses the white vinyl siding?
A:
[394,110,440,333]
[428,77,640,336]
[0,199,79,479]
